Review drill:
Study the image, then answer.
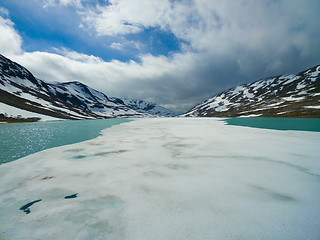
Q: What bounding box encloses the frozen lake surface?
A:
[0,118,319,240]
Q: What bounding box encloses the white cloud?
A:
[9,48,211,112]
[43,0,83,8]
[0,7,9,17]
[110,42,123,51]
[110,40,143,52]
[80,0,171,36]
[0,15,22,56]
[80,0,320,77]
[55,48,104,63]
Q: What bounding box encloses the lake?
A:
[224,117,320,132]
[1,117,319,240]
[0,119,130,165]
[1,117,319,165]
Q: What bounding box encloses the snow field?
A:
[0,118,319,240]
[0,102,60,121]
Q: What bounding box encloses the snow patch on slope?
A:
[183,64,320,117]
[0,102,59,121]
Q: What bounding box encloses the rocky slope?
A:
[183,65,320,118]
[0,54,174,121]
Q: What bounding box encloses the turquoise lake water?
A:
[224,117,320,132]
[0,119,130,165]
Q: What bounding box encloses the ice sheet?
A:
[0,118,319,240]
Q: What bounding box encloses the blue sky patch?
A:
[1,0,182,62]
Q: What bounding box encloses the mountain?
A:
[121,99,176,117]
[0,54,174,122]
[182,65,320,118]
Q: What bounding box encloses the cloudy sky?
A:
[0,0,319,113]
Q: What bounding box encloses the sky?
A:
[0,0,319,113]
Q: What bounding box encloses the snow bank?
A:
[305,106,320,109]
[0,102,59,121]
[0,118,319,240]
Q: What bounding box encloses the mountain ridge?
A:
[182,65,320,118]
[0,54,175,122]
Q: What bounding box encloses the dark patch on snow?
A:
[65,193,78,199]
[20,199,42,214]
[41,176,54,180]
[73,155,86,159]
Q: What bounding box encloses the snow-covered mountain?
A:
[122,98,175,117]
[183,65,320,118]
[0,54,174,121]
